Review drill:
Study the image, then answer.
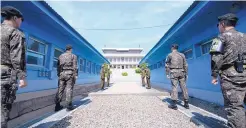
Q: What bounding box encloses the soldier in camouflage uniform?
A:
[165,44,189,110]
[100,64,106,90]
[1,6,27,128]
[210,13,246,128]
[106,65,111,87]
[141,68,146,86]
[55,45,78,112]
[145,67,151,89]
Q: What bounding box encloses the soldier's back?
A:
[220,29,246,83]
[1,23,25,65]
[168,51,185,69]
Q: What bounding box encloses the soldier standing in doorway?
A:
[145,66,151,89]
[165,44,189,110]
[210,13,246,128]
[55,44,78,111]
[100,64,106,90]
[1,6,27,128]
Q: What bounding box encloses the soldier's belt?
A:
[0,65,12,68]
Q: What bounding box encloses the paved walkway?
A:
[50,82,196,128]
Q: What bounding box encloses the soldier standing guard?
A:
[1,6,27,128]
[100,64,106,90]
[210,13,246,128]
[165,44,189,110]
[141,67,146,86]
[145,67,151,89]
[55,44,78,112]
[106,65,111,87]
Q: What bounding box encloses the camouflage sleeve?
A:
[165,54,171,75]
[210,35,225,78]
[182,54,188,75]
[211,54,224,77]
[57,58,60,76]
[9,30,26,79]
[73,55,78,76]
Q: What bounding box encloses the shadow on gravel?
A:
[181,95,227,118]
[50,116,73,128]
[192,112,228,128]
[162,97,182,105]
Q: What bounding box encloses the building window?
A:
[53,49,63,68]
[79,58,86,72]
[129,58,132,62]
[201,40,212,55]
[27,37,46,66]
[86,61,91,73]
[183,49,193,59]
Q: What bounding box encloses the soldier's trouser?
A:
[220,79,246,128]
[146,78,151,88]
[101,78,105,89]
[55,73,74,107]
[141,77,145,86]
[170,77,189,101]
[1,67,17,128]
[107,78,110,86]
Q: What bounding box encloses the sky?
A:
[46,1,194,54]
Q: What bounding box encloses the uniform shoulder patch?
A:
[210,38,224,54]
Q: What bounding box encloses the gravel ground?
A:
[52,95,196,128]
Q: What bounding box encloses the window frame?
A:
[53,48,64,69]
[26,37,48,67]
[183,49,193,60]
[200,39,213,55]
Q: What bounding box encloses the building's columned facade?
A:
[102,48,145,69]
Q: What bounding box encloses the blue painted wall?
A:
[1,1,108,93]
[141,1,246,105]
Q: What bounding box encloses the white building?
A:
[102,48,145,69]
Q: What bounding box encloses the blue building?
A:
[1,1,109,93]
[140,1,246,105]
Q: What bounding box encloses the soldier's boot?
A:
[66,103,74,111]
[55,103,63,112]
[146,86,151,89]
[168,100,178,110]
[184,100,189,109]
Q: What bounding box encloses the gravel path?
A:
[51,95,196,128]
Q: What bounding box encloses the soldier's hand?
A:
[211,77,218,85]
[19,79,27,88]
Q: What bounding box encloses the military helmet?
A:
[218,13,238,22]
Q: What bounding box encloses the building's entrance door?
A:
[122,66,124,69]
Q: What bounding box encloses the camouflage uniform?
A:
[55,51,77,109]
[210,16,246,127]
[1,23,26,128]
[106,68,111,87]
[100,65,105,89]
[165,50,189,102]
[141,69,146,86]
[145,68,151,89]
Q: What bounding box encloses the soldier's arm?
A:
[57,58,60,77]
[210,36,225,78]
[165,54,171,75]
[73,55,78,77]
[9,30,26,80]
[182,54,188,75]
